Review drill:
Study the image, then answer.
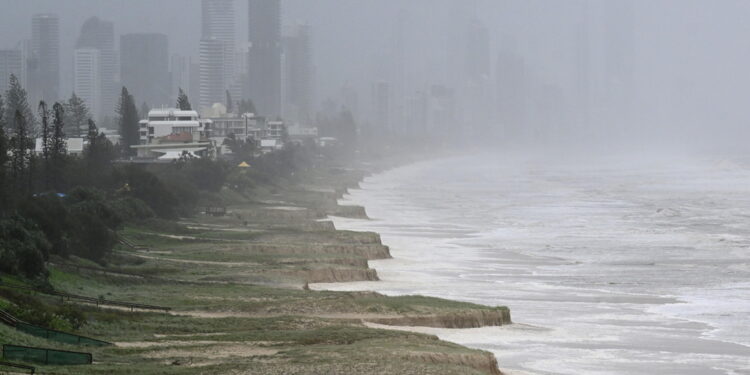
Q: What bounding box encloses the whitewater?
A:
[314,153,750,375]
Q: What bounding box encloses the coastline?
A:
[311,157,512,374]
[0,154,512,375]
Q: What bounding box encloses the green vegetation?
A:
[0,78,507,374]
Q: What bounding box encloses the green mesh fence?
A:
[15,323,111,347]
[2,345,92,365]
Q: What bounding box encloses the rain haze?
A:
[0,1,749,375]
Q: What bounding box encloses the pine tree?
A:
[49,102,67,190]
[226,90,233,114]
[84,118,115,187]
[63,92,90,138]
[0,95,9,214]
[117,87,140,157]
[4,74,35,135]
[39,101,51,189]
[39,102,50,161]
[177,88,192,110]
[9,110,33,196]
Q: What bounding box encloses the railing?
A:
[0,309,19,327]
[0,283,171,313]
[117,236,148,251]
[0,361,35,374]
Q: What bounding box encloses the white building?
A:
[73,48,101,119]
[133,108,214,160]
[35,138,85,155]
[265,120,286,139]
[199,0,236,113]
[138,108,212,144]
[199,38,232,112]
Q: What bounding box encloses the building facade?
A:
[73,48,101,120]
[76,17,117,120]
[283,24,313,124]
[30,13,60,104]
[248,0,282,117]
[0,49,24,95]
[200,0,236,113]
[120,33,170,108]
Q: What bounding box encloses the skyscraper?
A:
[202,0,236,47]
[0,49,24,95]
[73,48,101,120]
[30,13,60,104]
[120,33,170,108]
[496,40,528,140]
[465,19,491,83]
[248,0,282,117]
[200,0,236,112]
[371,81,390,134]
[171,54,194,101]
[199,38,230,111]
[283,24,313,124]
[76,17,116,119]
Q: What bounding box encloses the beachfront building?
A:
[265,120,287,140]
[209,113,264,140]
[34,138,85,156]
[132,108,215,160]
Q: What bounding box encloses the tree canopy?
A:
[177,88,192,110]
[117,87,140,157]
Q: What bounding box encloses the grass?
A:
[0,166,507,375]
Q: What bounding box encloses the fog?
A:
[2,0,750,152]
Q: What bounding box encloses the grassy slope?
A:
[0,166,507,375]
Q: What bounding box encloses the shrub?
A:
[0,217,50,279]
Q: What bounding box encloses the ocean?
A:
[313,153,750,375]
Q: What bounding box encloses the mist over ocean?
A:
[316,153,750,375]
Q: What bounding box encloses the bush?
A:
[114,165,180,219]
[19,195,71,257]
[65,187,123,262]
[108,197,155,222]
[0,217,50,279]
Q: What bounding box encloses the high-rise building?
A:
[248,0,282,117]
[465,19,491,83]
[200,0,236,112]
[202,0,235,47]
[30,13,60,104]
[120,33,170,109]
[371,81,390,133]
[76,17,117,119]
[283,24,313,124]
[199,38,230,111]
[171,54,193,101]
[0,49,24,95]
[73,48,101,120]
[496,42,528,140]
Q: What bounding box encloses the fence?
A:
[0,283,171,313]
[2,345,92,366]
[0,361,35,374]
[0,309,18,327]
[15,323,112,347]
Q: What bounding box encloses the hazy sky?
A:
[2,0,750,150]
